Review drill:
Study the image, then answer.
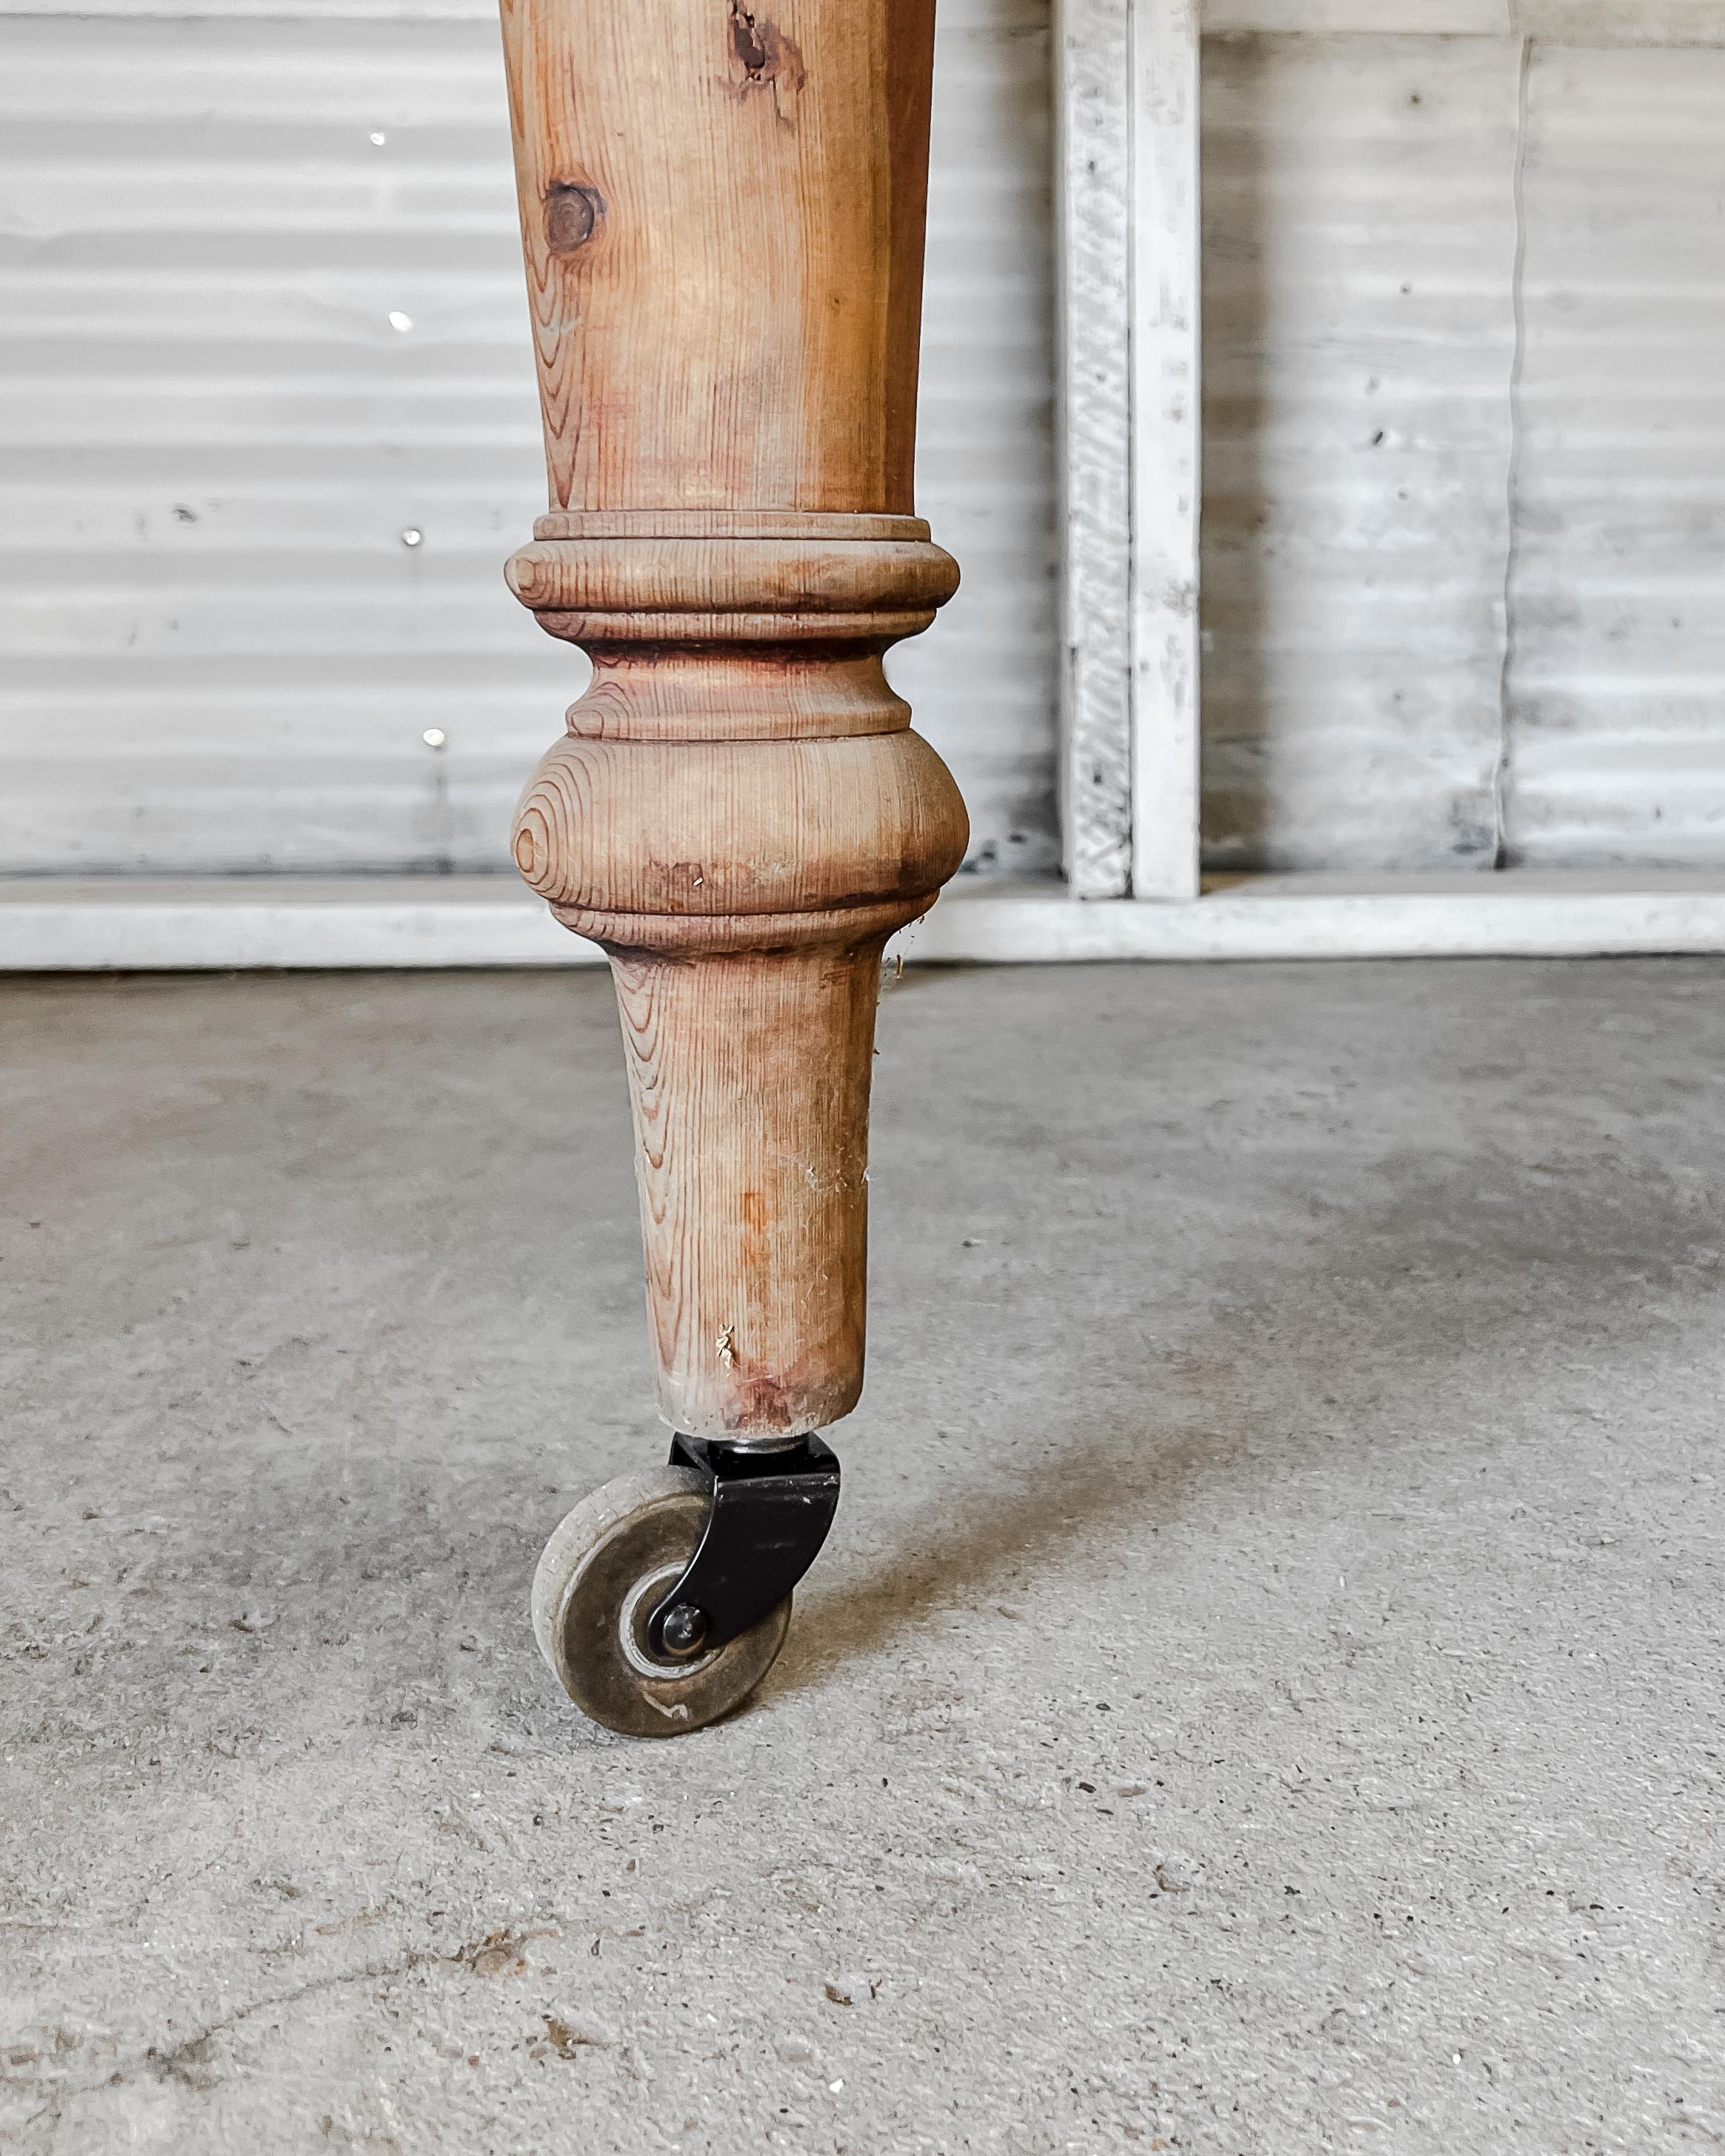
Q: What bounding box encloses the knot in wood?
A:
[544,181,603,256]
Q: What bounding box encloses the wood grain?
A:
[611,944,883,1436]
[499,0,935,513]
[498,0,966,1435]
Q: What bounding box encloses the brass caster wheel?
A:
[531,1467,792,1738]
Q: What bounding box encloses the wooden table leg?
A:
[499,0,967,1732]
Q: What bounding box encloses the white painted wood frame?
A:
[8,0,1725,969]
[7,871,1725,969]
[1127,0,1202,901]
[1041,0,1725,958]
[1057,0,1201,902]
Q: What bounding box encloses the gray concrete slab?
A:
[1,959,1722,2155]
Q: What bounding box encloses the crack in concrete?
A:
[7,1923,565,2126]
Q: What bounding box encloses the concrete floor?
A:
[1,958,1722,2155]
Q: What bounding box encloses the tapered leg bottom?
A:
[609,935,888,1440]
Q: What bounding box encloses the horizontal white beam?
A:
[910,872,1725,961]
[0,878,595,971]
[7,872,1725,970]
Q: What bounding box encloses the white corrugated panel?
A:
[1198,9,1725,64]
[0,0,1057,878]
[1199,31,1523,874]
[1201,20,1725,880]
[1504,41,1725,868]
[892,0,1061,882]
[1203,1,1510,30]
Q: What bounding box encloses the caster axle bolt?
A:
[658,1602,709,1656]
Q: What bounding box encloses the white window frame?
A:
[1038,0,1725,961]
[7,0,1725,967]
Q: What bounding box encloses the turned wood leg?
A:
[501,0,965,1732]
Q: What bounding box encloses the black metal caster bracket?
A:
[647,1432,842,1660]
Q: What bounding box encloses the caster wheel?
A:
[531,1466,792,1737]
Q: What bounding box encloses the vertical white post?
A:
[1129,0,1202,901]
[1055,0,1135,898]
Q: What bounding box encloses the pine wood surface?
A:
[499,0,965,1436]
[498,0,935,513]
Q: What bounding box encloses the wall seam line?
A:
[1491,30,1532,874]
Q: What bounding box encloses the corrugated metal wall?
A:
[8,0,1725,887]
[1509,40,1725,867]
[1201,30,1521,874]
[0,0,1059,879]
[1202,9,1725,875]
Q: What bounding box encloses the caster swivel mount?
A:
[532,1435,841,1738]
